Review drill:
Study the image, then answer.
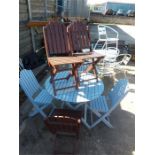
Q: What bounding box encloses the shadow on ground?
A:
[19,107,134,155]
[19,62,135,155]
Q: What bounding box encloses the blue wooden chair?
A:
[88,79,129,128]
[20,69,55,119]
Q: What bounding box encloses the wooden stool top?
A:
[44,109,82,135]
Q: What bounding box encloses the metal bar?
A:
[27,0,32,19]
[27,0,36,52]
[44,0,48,19]
[84,104,87,122]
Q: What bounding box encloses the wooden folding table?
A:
[47,56,83,96]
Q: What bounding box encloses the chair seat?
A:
[34,89,53,106]
[89,96,109,113]
[93,48,118,62]
[97,38,118,42]
[107,38,119,41]
[93,49,106,55]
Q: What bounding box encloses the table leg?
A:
[82,57,103,81]
[50,69,57,96]
[72,63,81,89]
[84,103,87,121]
[92,58,98,82]
[81,102,91,129]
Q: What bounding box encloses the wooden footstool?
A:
[44,109,82,155]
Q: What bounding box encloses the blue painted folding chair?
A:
[88,79,129,128]
[20,69,55,119]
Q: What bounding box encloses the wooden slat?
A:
[48,57,83,66]
[80,22,85,48]
[27,21,71,28]
[58,23,65,54]
[54,22,61,54]
[27,21,48,27]
[50,22,57,55]
[62,24,70,53]
[46,26,53,55]
[68,21,91,53]
[43,21,71,56]
[20,70,41,98]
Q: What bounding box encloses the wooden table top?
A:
[48,56,83,66]
[48,52,104,66]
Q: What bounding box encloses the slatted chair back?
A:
[19,69,41,102]
[68,21,91,54]
[43,21,71,57]
[108,79,129,108]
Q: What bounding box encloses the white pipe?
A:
[44,0,48,18]
[27,0,36,52]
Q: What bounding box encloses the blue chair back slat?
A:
[20,69,41,100]
[108,79,128,107]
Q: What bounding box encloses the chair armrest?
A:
[97,25,119,38]
[104,25,119,38]
[116,54,132,65]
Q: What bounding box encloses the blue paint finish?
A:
[20,69,55,118]
[89,79,129,128]
[45,73,104,103]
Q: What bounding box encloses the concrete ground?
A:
[19,61,135,155]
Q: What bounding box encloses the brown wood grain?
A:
[43,21,71,56]
[68,21,91,53]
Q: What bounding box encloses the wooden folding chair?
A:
[43,21,83,95]
[68,21,104,82]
